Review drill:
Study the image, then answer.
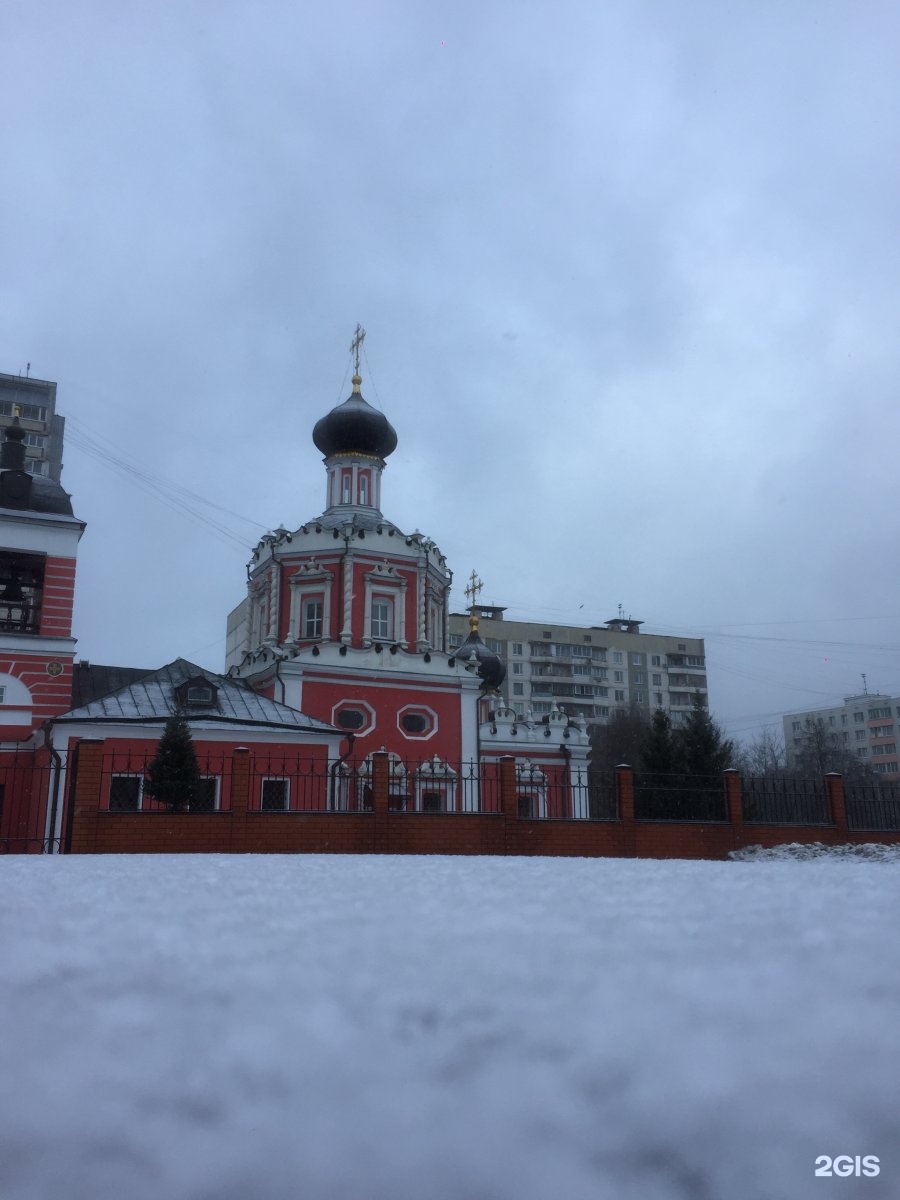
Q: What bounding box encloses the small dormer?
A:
[175,676,218,708]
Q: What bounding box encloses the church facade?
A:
[0,345,591,854]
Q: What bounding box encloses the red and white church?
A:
[0,342,590,853]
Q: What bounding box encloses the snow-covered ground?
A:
[2,853,898,1200]
[731,840,900,861]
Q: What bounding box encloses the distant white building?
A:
[448,606,708,729]
[783,694,900,778]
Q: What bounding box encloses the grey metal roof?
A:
[71,663,156,709]
[55,657,338,733]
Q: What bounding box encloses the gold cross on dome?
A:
[350,324,366,374]
[464,569,484,610]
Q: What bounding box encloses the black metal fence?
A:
[743,775,830,825]
[845,780,900,831]
[245,756,505,814]
[634,773,728,822]
[588,770,618,820]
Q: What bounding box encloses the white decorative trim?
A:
[288,560,333,641]
[515,759,548,819]
[330,698,376,736]
[363,563,408,648]
[397,703,438,741]
[341,548,353,644]
[414,756,457,812]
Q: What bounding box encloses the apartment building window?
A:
[873,762,896,774]
[872,743,897,756]
[614,670,624,683]
[572,644,591,658]
[513,702,525,717]
[0,400,47,421]
[512,642,523,655]
[612,651,623,664]
[651,655,661,667]
[614,690,625,702]
[512,662,524,675]
[635,691,645,704]
[651,674,662,686]
[573,663,590,676]
[856,729,867,741]
[631,654,642,665]
[872,724,894,739]
[842,732,849,743]
[654,692,663,706]
[513,683,524,696]
[448,634,463,649]
[854,712,864,723]
[596,706,610,718]
[792,721,801,732]
[841,714,847,725]
[857,747,868,757]
[869,707,892,720]
[595,686,608,697]
[633,672,644,684]
[829,716,835,726]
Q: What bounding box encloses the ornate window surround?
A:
[363,563,408,647]
[288,560,333,642]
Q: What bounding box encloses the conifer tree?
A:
[674,694,734,777]
[641,707,679,775]
[145,708,202,811]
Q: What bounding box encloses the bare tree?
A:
[734,727,786,777]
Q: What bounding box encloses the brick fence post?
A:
[723,768,743,825]
[372,751,390,853]
[68,738,105,854]
[825,772,848,836]
[499,755,517,819]
[230,747,250,852]
[499,755,516,855]
[615,763,636,857]
[231,748,250,816]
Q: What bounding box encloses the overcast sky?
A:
[3,0,899,743]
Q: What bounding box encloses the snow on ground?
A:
[2,854,898,1200]
[731,841,900,861]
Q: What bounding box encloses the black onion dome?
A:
[453,629,507,691]
[27,475,75,515]
[312,377,398,459]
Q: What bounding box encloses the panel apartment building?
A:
[0,372,65,482]
[448,606,708,728]
[784,694,900,779]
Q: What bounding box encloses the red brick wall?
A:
[65,745,900,858]
[40,556,77,637]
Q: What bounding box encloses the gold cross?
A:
[464,569,483,609]
[350,324,366,374]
